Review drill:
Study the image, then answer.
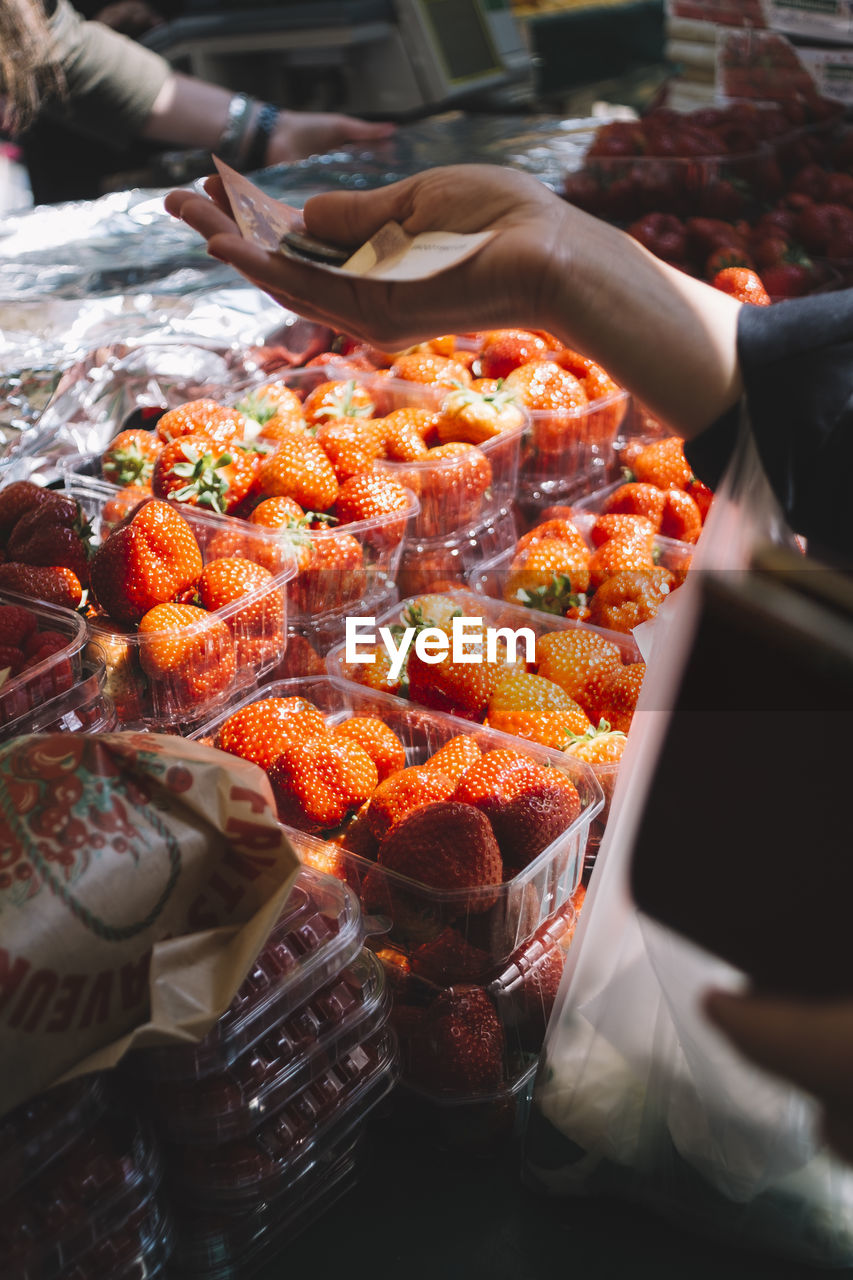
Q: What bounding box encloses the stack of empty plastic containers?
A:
[127,865,397,1278]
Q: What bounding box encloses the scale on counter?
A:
[142,0,533,115]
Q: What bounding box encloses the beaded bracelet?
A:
[242,102,280,172]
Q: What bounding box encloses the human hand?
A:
[265,111,395,166]
[705,989,853,1163]
[165,164,576,346]
[93,0,164,36]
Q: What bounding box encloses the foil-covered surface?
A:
[0,111,598,470]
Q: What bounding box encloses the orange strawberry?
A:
[503,540,591,612]
[249,494,306,528]
[399,593,464,635]
[562,722,627,765]
[660,488,703,543]
[101,484,152,532]
[417,442,492,534]
[302,378,375,427]
[486,671,590,748]
[712,266,771,305]
[196,556,284,666]
[0,563,83,610]
[388,352,472,388]
[216,695,327,769]
[689,476,714,522]
[256,437,339,511]
[589,513,657,548]
[334,472,413,529]
[423,734,482,783]
[366,764,456,839]
[504,360,588,413]
[602,482,667,528]
[594,661,646,732]
[89,498,203,624]
[156,400,247,447]
[376,801,503,901]
[587,569,674,633]
[257,415,310,446]
[294,531,365,614]
[137,601,236,702]
[535,628,623,718]
[587,533,657,592]
[101,429,162,487]
[381,408,433,460]
[269,735,378,830]
[406,626,515,720]
[314,417,384,482]
[434,383,524,445]
[477,329,560,380]
[330,716,407,782]
[631,437,693,490]
[237,381,305,428]
[516,517,588,556]
[152,436,259,514]
[339,645,402,696]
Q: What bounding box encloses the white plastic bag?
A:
[523,412,853,1266]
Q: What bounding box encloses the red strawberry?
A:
[486,671,590,749]
[377,801,503,903]
[562,722,627,765]
[415,442,493,534]
[334,472,413,533]
[630,437,693,490]
[477,329,560,380]
[101,484,152,532]
[339,645,403,697]
[0,481,58,542]
[6,493,91,586]
[602,482,666,529]
[503,539,591,612]
[237,380,305,429]
[152,436,259,514]
[257,437,340,512]
[594,661,646,732]
[366,765,456,839]
[269,734,378,830]
[302,378,375,427]
[434,383,525,446]
[101,429,162,487]
[587,531,657,592]
[0,604,37,645]
[0,564,83,609]
[688,477,714,522]
[196,556,284,665]
[417,985,505,1093]
[294,532,366,614]
[216,695,327,770]
[89,498,203,624]
[410,927,492,985]
[587,569,673,633]
[513,942,565,1053]
[314,417,384,482]
[329,716,406,782]
[137,602,236,702]
[23,628,68,657]
[156,399,247,446]
[504,360,588,416]
[0,644,25,675]
[406,625,515,721]
[381,408,433,460]
[388,352,473,388]
[660,487,703,543]
[424,734,482,783]
[516,516,588,556]
[711,266,771,305]
[589,513,657,548]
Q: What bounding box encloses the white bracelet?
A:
[216,93,256,165]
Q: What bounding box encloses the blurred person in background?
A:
[0,0,393,204]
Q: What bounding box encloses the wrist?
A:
[240,102,280,172]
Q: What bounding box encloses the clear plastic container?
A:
[170,1137,361,1280]
[63,478,296,730]
[193,675,601,975]
[0,1072,111,1204]
[143,949,390,1144]
[518,386,630,508]
[396,507,518,597]
[1,1111,162,1280]
[468,539,693,604]
[164,1029,397,1206]
[0,590,88,727]
[571,479,703,554]
[128,867,364,1081]
[0,648,115,742]
[63,1200,173,1280]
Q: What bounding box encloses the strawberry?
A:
[594,660,646,732]
[257,437,340,512]
[340,645,403,697]
[587,533,656,592]
[314,417,384,482]
[334,472,413,530]
[294,532,365,614]
[89,497,203,624]
[424,734,482,783]
[410,927,492,985]
[0,480,58,542]
[0,564,82,609]
[329,716,406,782]
[535,628,623,718]
[630,437,693,490]
[513,940,566,1052]
[589,513,658,547]
[6,493,91,586]
[563,721,627,765]
[0,604,37,646]
[504,360,588,413]
[416,985,505,1093]
[257,415,310,446]
[248,495,306,529]
[381,408,433,460]
[101,485,152,532]
[587,569,674,633]
[302,378,375,426]
[503,540,591,612]
[602,482,667,529]
[0,643,25,675]
[711,266,771,305]
[477,329,560,380]
[486,671,590,748]
[137,602,236,702]
[660,488,703,543]
[417,442,492,533]
[196,556,284,665]
[400,593,464,635]
[269,734,378,830]
[156,400,247,446]
[434,383,525,445]
[23,628,67,657]
[335,800,380,861]
[366,764,456,839]
[388,353,473,388]
[688,477,714,522]
[236,381,305,428]
[270,631,326,679]
[216,695,328,769]
[101,429,163,487]
[377,801,503,902]
[407,626,514,720]
[516,516,588,556]
[152,436,259,514]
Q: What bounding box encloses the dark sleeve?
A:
[685,289,853,564]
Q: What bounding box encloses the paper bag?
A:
[0,731,300,1116]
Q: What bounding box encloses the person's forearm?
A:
[543,206,744,437]
[140,72,261,159]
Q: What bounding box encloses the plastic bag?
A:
[523,410,853,1266]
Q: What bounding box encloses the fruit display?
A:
[0,591,89,726]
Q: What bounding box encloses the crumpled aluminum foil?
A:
[0,111,600,470]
